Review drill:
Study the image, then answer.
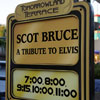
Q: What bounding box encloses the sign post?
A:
[6,0,94,100]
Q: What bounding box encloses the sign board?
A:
[13,70,79,100]
[13,16,79,65]
[6,0,94,100]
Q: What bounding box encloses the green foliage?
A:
[0,39,6,47]
[95,64,100,79]
[0,25,6,47]
[0,25,6,36]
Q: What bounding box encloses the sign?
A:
[13,16,79,65]
[12,69,79,100]
[15,0,73,20]
[6,0,94,100]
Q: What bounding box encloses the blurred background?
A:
[0,0,100,100]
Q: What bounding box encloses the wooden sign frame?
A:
[6,1,94,100]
